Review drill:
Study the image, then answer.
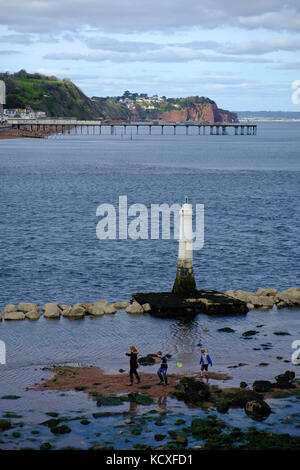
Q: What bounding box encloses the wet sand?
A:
[0,129,48,139]
[30,365,230,399]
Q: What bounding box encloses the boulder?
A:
[225,290,235,298]
[181,378,210,404]
[4,311,25,321]
[81,303,94,314]
[62,306,85,318]
[89,301,107,316]
[112,301,130,310]
[234,290,254,303]
[43,303,62,319]
[138,354,156,366]
[242,330,259,337]
[246,303,255,311]
[275,288,300,307]
[25,310,41,320]
[274,370,295,389]
[125,301,144,314]
[227,390,261,407]
[142,303,151,312]
[103,304,117,314]
[252,380,273,393]
[247,295,275,309]
[218,327,235,333]
[4,304,17,314]
[73,303,88,313]
[245,400,271,421]
[256,288,278,297]
[17,302,39,313]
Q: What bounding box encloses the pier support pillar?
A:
[174,125,176,135]
[210,126,213,135]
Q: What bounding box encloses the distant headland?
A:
[0,70,237,123]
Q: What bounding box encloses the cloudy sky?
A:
[1,0,300,110]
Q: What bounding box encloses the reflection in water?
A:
[157,396,167,410]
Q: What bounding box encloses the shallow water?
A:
[0,122,299,446]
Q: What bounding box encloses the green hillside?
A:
[0,70,99,119]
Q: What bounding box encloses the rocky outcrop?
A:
[43,303,62,319]
[125,301,145,314]
[4,311,25,320]
[132,290,248,317]
[17,302,39,313]
[113,301,130,310]
[25,310,41,320]
[245,400,271,421]
[161,102,237,123]
[89,300,108,316]
[4,304,17,314]
[225,287,300,310]
[62,305,85,319]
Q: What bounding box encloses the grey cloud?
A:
[0,49,20,54]
[275,62,300,70]
[174,40,220,50]
[1,0,300,33]
[219,38,300,55]
[44,49,272,64]
[86,36,162,52]
[0,34,34,44]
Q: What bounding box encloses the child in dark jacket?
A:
[156,351,168,386]
[200,349,212,379]
[124,346,140,385]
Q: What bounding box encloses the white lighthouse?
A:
[172,196,196,294]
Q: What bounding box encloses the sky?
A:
[0,0,300,111]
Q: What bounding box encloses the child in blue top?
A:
[200,349,212,379]
[156,351,168,386]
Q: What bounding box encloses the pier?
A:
[7,119,257,137]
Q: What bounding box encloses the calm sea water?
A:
[0,121,299,395]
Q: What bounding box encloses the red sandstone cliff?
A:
[161,103,238,123]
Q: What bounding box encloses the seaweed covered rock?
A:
[245,400,271,421]
[138,354,156,366]
[224,389,262,407]
[274,371,296,389]
[253,380,274,393]
[180,377,210,404]
[190,415,227,439]
[0,419,11,431]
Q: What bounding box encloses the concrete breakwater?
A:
[0,287,299,321]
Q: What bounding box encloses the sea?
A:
[0,121,299,406]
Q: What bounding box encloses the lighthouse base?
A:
[132,290,248,318]
[172,266,196,294]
